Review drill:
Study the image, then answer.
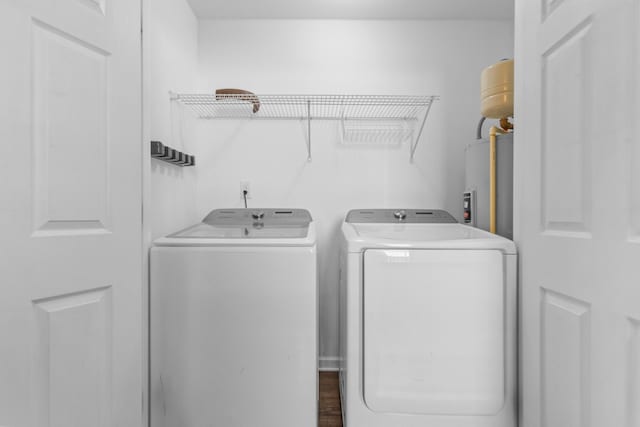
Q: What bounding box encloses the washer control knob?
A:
[251,211,265,220]
[393,210,407,220]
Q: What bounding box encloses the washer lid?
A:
[167,208,312,239]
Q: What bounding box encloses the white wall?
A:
[143,0,200,421]
[146,0,200,240]
[194,19,513,367]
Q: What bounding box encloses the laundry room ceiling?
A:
[186,0,514,20]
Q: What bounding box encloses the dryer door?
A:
[363,249,504,415]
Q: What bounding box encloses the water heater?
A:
[464,133,513,239]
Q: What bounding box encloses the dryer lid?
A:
[341,222,517,254]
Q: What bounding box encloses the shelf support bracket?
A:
[306,100,312,162]
[410,100,434,163]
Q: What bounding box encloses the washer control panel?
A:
[203,208,312,227]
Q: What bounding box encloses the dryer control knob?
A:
[394,210,407,220]
[251,211,265,220]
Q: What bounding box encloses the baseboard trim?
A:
[319,356,340,371]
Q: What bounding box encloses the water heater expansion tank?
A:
[480,59,514,119]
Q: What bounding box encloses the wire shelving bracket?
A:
[170,93,439,162]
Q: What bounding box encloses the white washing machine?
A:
[339,209,517,427]
[150,208,318,427]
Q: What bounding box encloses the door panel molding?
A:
[32,286,113,427]
[76,0,106,16]
[31,19,111,236]
[540,18,593,237]
[542,0,569,22]
[540,288,591,427]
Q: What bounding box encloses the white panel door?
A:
[515,0,640,426]
[0,0,142,426]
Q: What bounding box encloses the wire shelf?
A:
[170,93,439,162]
[171,93,438,121]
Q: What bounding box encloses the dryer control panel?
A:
[345,209,457,224]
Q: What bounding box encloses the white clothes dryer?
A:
[151,208,318,427]
[339,209,517,427]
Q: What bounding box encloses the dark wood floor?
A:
[319,372,343,427]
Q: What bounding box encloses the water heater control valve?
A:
[463,191,475,226]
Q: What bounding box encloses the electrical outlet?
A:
[240,181,251,199]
